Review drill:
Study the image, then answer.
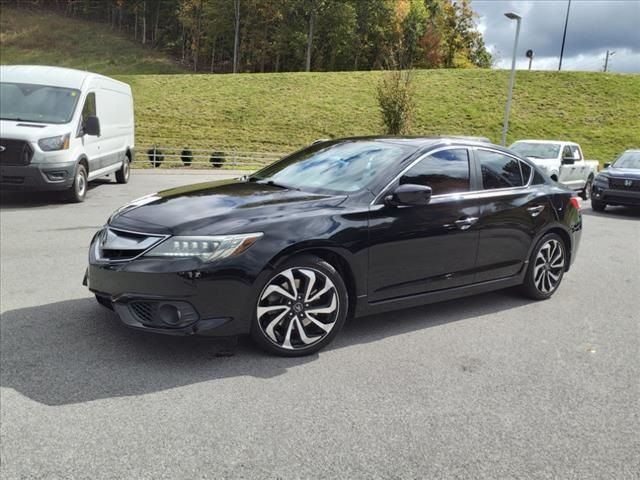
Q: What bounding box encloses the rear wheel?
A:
[251,254,348,356]
[591,198,606,211]
[520,233,566,300]
[65,163,87,203]
[115,156,130,184]
[580,176,593,200]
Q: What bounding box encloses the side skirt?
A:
[355,268,527,318]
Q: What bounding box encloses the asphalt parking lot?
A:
[1,171,639,479]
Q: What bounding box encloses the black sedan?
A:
[591,149,640,211]
[85,137,583,356]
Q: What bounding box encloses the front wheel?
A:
[520,233,566,300]
[591,198,606,212]
[251,254,348,356]
[65,163,87,203]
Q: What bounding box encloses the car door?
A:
[367,147,481,302]
[78,92,101,172]
[472,148,554,282]
[569,145,586,187]
[558,144,576,186]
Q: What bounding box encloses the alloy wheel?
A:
[533,239,564,294]
[257,267,339,350]
[77,170,86,197]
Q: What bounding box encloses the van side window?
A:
[81,92,96,122]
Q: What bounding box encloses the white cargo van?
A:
[0,65,134,202]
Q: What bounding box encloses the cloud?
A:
[472,0,640,73]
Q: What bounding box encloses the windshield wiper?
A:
[256,179,300,191]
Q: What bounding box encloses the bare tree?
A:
[305,3,316,72]
[141,0,146,44]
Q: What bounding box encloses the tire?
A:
[520,233,567,300]
[250,254,348,356]
[115,156,130,184]
[580,176,593,200]
[591,198,606,212]
[65,163,88,203]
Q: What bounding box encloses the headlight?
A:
[594,175,609,187]
[38,133,70,151]
[143,233,263,261]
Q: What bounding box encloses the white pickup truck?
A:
[510,140,599,199]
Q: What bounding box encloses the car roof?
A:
[0,65,125,90]
[513,139,579,146]
[331,135,497,150]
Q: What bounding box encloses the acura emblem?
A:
[624,179,633,187]
[0,146,6,153]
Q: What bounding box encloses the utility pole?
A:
[558,0,572,71]
[604,50,616,72]
[501,12,522,147]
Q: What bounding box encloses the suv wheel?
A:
[251,254,348,356]
[591,198,606,212]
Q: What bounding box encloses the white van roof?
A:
[0,65,129,91]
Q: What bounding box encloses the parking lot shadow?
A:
[0,181,109,209]
[1,291,530,406]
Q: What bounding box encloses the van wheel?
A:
[65,164,87,203]
[115,157,130,184]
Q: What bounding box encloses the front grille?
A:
[604,194,640,206]
[609,178,640,191]
[0,139,33,166]
[96,227,167,262]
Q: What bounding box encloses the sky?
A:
[472,0,640,73]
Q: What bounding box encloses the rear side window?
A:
[399,149,470,196]
[477,150,526,189]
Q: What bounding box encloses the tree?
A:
[377,67,415,135]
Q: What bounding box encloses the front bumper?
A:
[592,185,640,206]
[0,161,76,191]
[85,261,259,336]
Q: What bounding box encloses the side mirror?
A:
[385,184,432,207]
[603,162,612,169]
[84,116,101,136]
[561,156,575,165]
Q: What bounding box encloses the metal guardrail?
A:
[135,146,286,169]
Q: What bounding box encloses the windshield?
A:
[251,140,415,193]
[510,142,560,159]
[0,82,81,124]
[612,151,640,169]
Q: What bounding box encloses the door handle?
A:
[527,205,545,217]
[453,217,478,231]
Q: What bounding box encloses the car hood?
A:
[109,179,348,235]
[600,167,640,179]
[0,119,70,142]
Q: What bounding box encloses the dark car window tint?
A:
[520,161,532,184]
[399,149,469,195]
[532,169,546,185]
[477,150,524,189]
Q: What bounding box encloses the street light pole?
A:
[558,0,572,71]
[501,12,522,147]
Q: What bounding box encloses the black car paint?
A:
[86,138,582,337]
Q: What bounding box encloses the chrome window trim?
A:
[372,145,533,206]
[94,226,171,264]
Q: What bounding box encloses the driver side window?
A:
[398,149,470,196]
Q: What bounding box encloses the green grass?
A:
[2,6,638,165]
[0,7,184,74]
[121,70,639,164]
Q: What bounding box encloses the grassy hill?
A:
[1,6,638,165]
[122,70,639,165]
[0,7,184,74]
